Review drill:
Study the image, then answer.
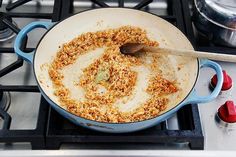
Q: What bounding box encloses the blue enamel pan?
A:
[14,8,223,133]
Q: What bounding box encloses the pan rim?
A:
[33,7,200,125]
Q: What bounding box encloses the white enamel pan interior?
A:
[32,8,199,117]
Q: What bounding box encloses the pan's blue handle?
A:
[14,21,54,63]
[183,59,223,104]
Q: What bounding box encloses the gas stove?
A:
[0,0,236,154]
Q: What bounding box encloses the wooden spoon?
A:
[120,43,236,62]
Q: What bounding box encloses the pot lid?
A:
[194,0,236,30]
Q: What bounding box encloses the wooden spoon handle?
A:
[143,46,236,62]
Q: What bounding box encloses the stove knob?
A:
[211,70,232,91]
[218,101,236,123]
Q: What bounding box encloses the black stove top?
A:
[0,0,208,150]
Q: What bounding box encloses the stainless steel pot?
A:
[193,0,236,47]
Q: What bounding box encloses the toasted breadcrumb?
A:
[48,26,178,123]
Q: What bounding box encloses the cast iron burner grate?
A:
[0,0,204,150]
[0,0,61,149]
[0,90,11,112]
[46,102,203,150]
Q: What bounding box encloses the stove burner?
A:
[0,27,16,42]
[0,12,16,42]
[0,92,11,112]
